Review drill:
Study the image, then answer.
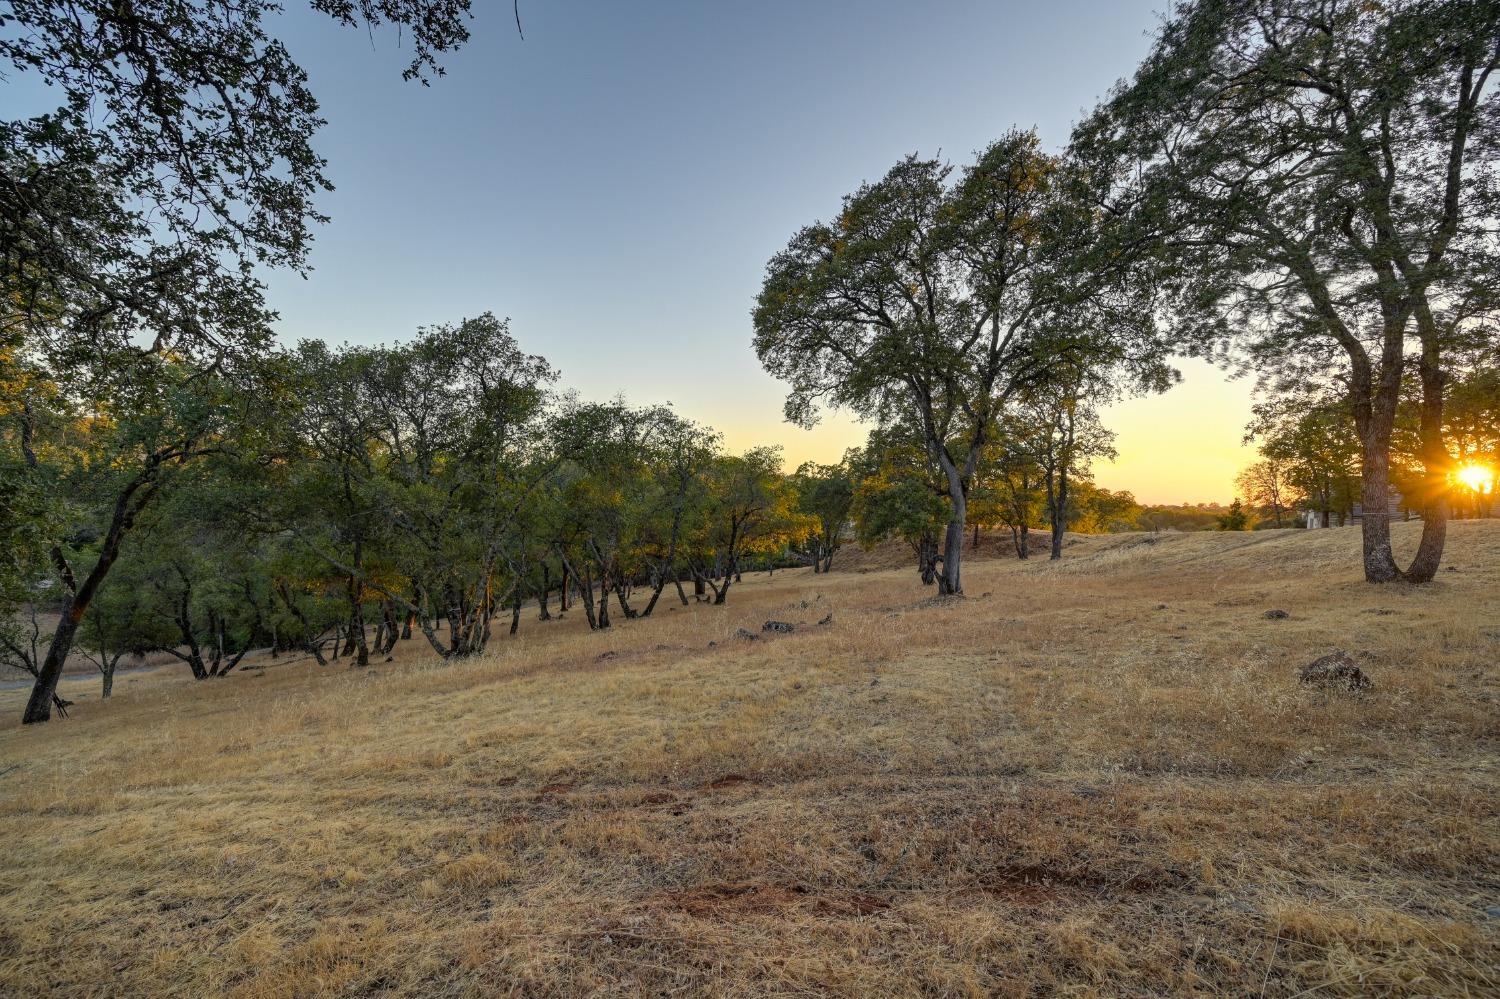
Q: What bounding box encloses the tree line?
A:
[2,311,1165,719]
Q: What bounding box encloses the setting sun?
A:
[1456,463,1495,493]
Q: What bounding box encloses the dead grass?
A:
[0,521,1496,997]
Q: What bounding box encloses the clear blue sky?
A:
[118,2,1268,500]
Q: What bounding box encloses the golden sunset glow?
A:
[1455,463,1495,493]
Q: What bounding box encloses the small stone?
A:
[596,651,618,661]
[1264,609,1290,620]
[733,628,759,641]
[1299,651,1372,691]
[707,641,717,648]
[762,620,795,634]
[817,612,833,626]
[1156,603,1168,610]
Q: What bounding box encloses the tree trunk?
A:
[538,563,552,620]
[1403,352,1450,582]
[917,535,939,585]
[1357,428,1402,583]
[22,508,148,721]
[614,579,638,619]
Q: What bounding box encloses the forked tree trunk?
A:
[934,452,968,595]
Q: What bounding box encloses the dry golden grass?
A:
[1,521,1497,997]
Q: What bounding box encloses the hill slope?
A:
[1,521,1496,996]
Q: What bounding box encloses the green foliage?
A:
[1216,499,1249,532]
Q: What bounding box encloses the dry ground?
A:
[1,522,1497,997]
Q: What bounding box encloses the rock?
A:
[596,651,618,661]
[707,641,717,648]
[817,612,833,626]
[1156,603,1169,610]
[1299,651,1372,691]
[762,620,795,634]
[1264,609,1290,620]
[733,628,759,641]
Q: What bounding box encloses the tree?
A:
[849,426,950,585]
[1236,459,1297,529]
[792,456,856,573]
[1018,379,1118,559]
[691,447,800,605]
[756,133,1078,595]
[1074,0,1500,582]
[1069,484,1144,534]
[1217,499,1250,531]
[3,1,477,361]
[1250,395,1362,528]
[8,350,251,723]
[632,411,721,615]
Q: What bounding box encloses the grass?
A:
[0,520,1496,997]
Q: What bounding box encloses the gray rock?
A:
[733,628,759,641]
[1300,651,1372,691]
[817,612,833,626]
[1264,609,1290,620]
[762,620,795,634]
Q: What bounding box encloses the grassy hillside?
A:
[1,521,1496,997]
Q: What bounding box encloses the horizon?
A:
[256,0,1256,505]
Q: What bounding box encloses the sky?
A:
[259,0,1255,505]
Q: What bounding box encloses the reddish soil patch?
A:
[637,791,677,806]
[536,781,575,796]
[664,883,890,919]
[980,863,1177,903]
[701,773,754,790]
[811,892,890,917]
